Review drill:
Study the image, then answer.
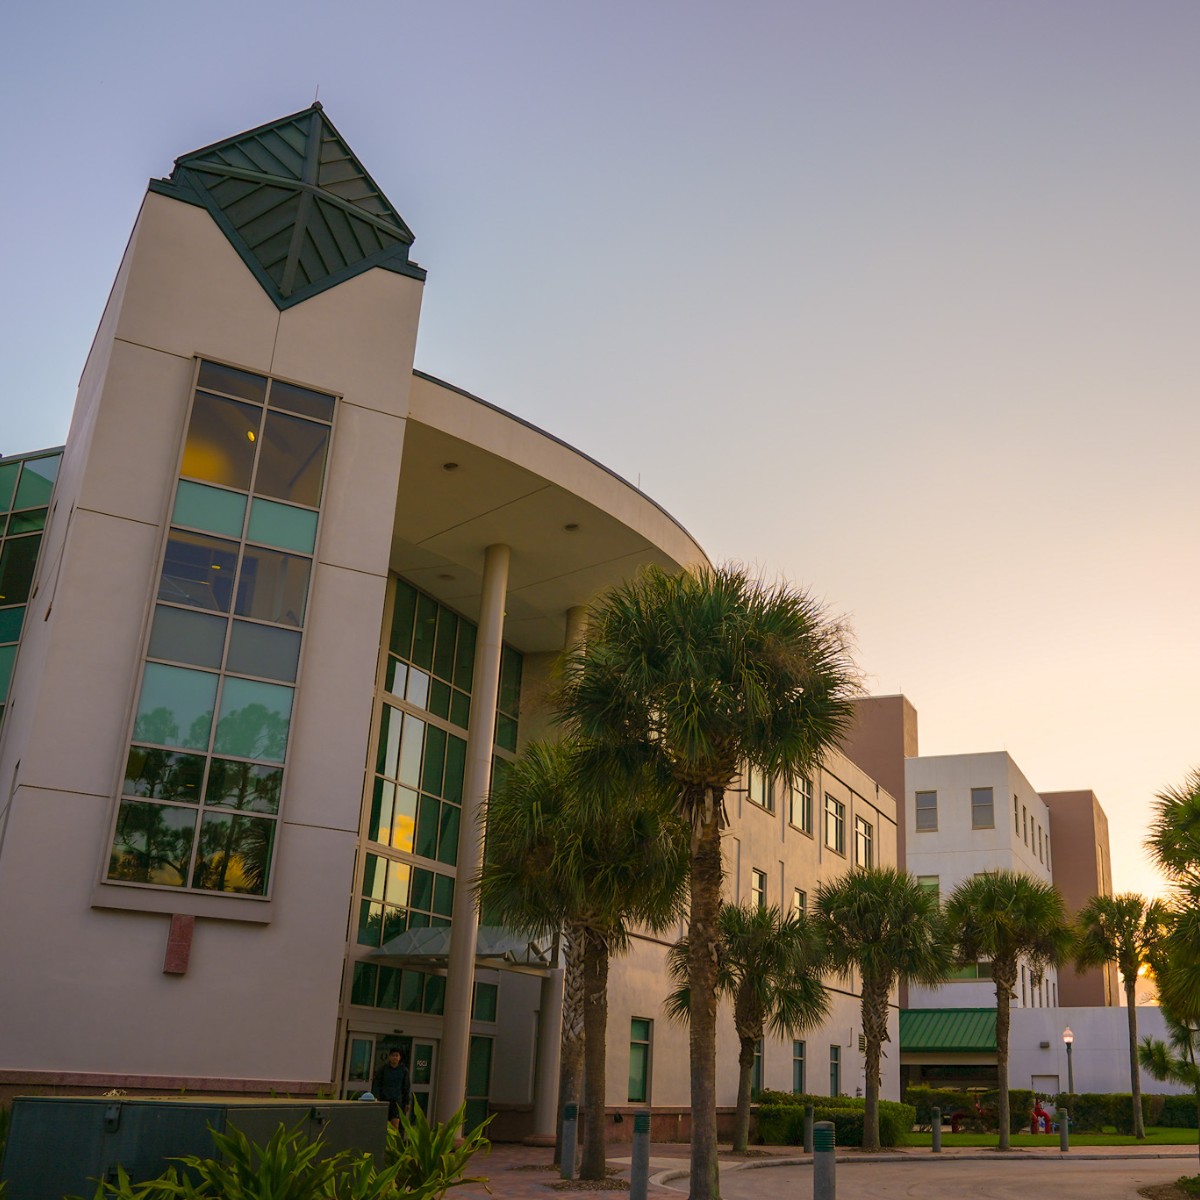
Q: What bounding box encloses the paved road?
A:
[711,1157,1188,1200]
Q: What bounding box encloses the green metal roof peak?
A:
[151,105,425,308]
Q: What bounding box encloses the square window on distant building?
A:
[824,794,845,855]
[792,887,807,917]
[751,868,767,909]
[790,775,814,834]
[917,875,939,899]
[971,786,994,829]
[747,767,775,813]
[915,790,937,831]
[854,815,873,868]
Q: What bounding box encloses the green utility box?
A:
[0,1096,387,1200]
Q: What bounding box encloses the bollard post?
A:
[813,1119,835,1200]
[931,1106,941,1153]
[804,1104,815,1153]
[561,1103,578,1179]
[1058,1107,1069,1153]
[630,1109,651,1200]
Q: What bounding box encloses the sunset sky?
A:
[4,1,1197,900]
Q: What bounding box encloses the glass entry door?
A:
[343,1031,437,1116]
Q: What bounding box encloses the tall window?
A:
[1038,824,1044,861]
[792,1040,806,1093]
[824,794,845,855]
[1014,793,1020,833]
[829,1045,841,1096]
[917,875,940,899]
[629,1018,652,1103]
[971,786,994,829]
[751,868,767,910]
[1022,805,1028,845]
[792,887,807,917]
[747,767,774,813]
[107,362,335,897]
[915,790,937,831]
[790,775,813,833]
[854,816,874,867]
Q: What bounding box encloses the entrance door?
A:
[342,1031,437,1116]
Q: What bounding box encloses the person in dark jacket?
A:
[372,1047,411,1129]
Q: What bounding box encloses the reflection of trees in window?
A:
[192,813,274,895]
[205,758,282,814]
[214,702,290,762]
[124,748,204,803]
[132,706,215,752]
[108,801,194,886]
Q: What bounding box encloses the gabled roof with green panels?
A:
[900,1008,997,1053]
[150,104,425,308]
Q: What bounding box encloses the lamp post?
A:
[1062,1026,1075,1095]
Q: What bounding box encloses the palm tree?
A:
[1147,768,1200,891]
[945,871,1072,1150]
[815,868,953,1151]
[1073,893,1166,1137]
[556,564,856,1200]
[477,740,688,1180]
[1138,1007,1200,1165]
[666,903,830,1152]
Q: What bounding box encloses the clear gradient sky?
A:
[3,1,1197,900]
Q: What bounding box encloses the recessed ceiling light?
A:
[442,462,459,472]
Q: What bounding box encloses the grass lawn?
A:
[904,1127,1200,1148]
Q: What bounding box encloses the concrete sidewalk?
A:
[455,1140,1200,1199]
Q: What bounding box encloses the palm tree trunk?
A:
[580,930,610,1181]
[995,961,1014,1151]
[861,977,889,1152]
[1125,978,1144,1137]
[555,929,586,1166]
[732,1036,755,1153]
[688,796,724,1200]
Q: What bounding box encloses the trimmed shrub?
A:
[1160,1094,1200,1130]
[756,1097,914,1148]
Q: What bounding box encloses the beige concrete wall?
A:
[1042,789,1118,1006]
[0,189,423,1088]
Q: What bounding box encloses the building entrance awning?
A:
[370,926,555,976]
[900,1008,998,1054]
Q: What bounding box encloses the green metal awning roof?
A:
[900,1009,997,1053]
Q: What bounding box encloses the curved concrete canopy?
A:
[391,372,709,653]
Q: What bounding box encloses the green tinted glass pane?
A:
[631,1018,651,1040]
[377,966,401,1009]
[628,1044,648,1103]
[449,690,470,731]
[369,777,393,842]
[390,582,416,659]
[384,656,407,697]
[437,805,459,867]
[357,901,381,946]
[148,605,227,669]
[255,412,329,508]
[495,714,518,753]
[428,678,450,720]
[473,982,498,1022]
[405,668,430,709]
[423,974,445,1016]
[0,463,18,511]
[214,677,293,762]
[351,962,378,1006]
[159,530,238,612]
[453,621,475,691]
[108,799,196,887]
[499,647,522,715]
[0,606,24,642]
[386,858,410,906]
[414,796,439,859]
[433,873,455,917]
[197,361,267,403]
[0,536,40,607]
[376,705,402,778]
[205,759,283,814]
[422,725,446,796]
[235,545,310,626]
[134,663,217,750]
[383,905,406,943]
[247,498,317,553]
[467,1036,492,1098]
[398,715,424,787]
[410,868,433,912]
[407,910,430,929]
[363,853,386,901]
[9,508,46,534]
[411,594,437,669]
[443,736,466,804]
[433,611,457,681]
[172,480,247,537]
[192,811,274,895]
[13,456,59,509]
[268,380,335,422]
[182,393,260,489]
[0,644,15,700]
[124,747,205,802]
[393,786,418,853]
[400,971,424,1013]
[226,621,301,682]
